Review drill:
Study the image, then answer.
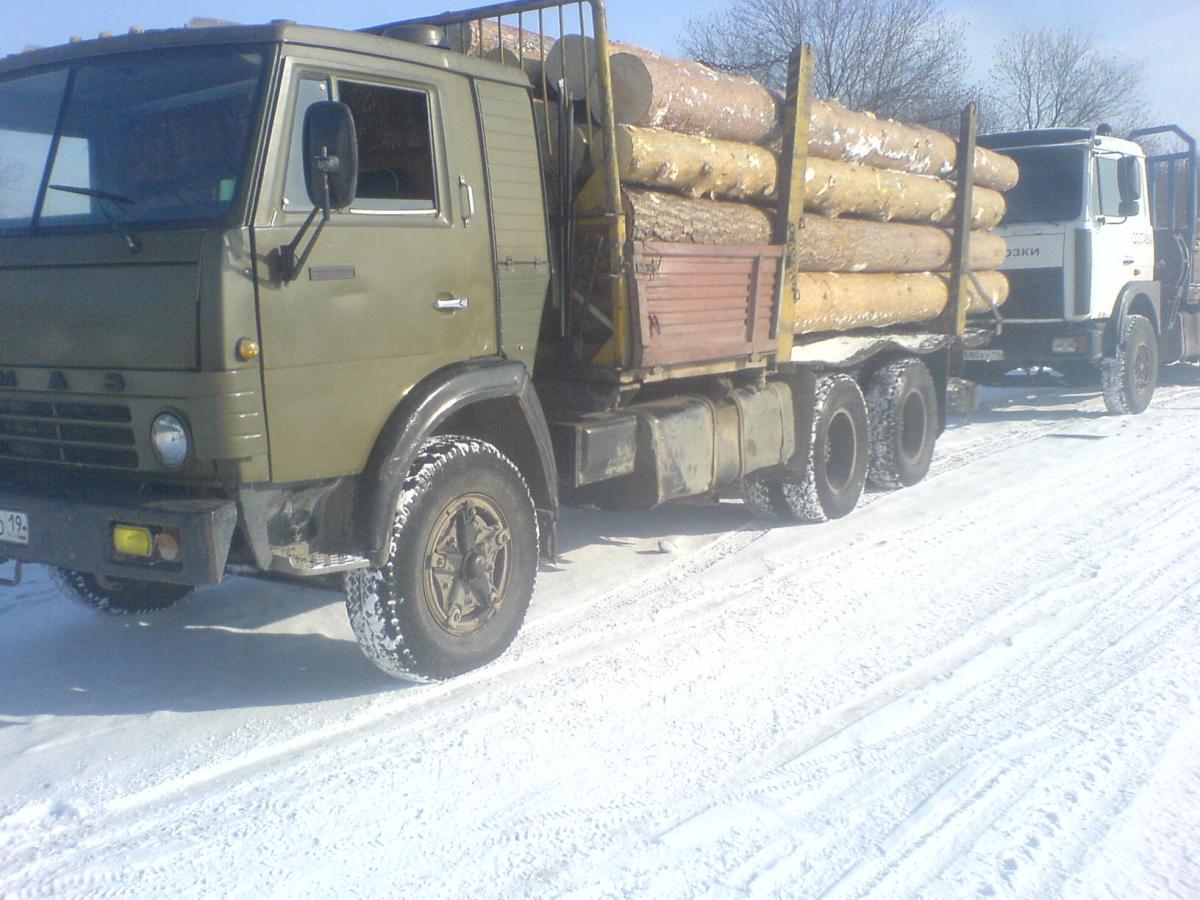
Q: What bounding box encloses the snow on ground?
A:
[3,371,1200,898]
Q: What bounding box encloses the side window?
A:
[336,80,437,212]
[1094,156,1123,218]
[282,75,330,210]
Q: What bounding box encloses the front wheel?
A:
[49,568,192,614]
[344,436,539,682]
[1101,313,1158,415]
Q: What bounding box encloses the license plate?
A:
[0,508,29,545]
[962,349,1005,362]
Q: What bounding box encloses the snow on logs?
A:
[546,38,1016,332]
[792,271,1009,333]
[624,189,1006,272]
[555,37,1016,191]
[615,125,1007,229]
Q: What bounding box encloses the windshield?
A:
[996,145,1088,225]
[0,46,267,234]
[993,145,1089,226]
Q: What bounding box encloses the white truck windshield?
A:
[998,145,1088,225]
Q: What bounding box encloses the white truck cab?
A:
[966,126,1197,414]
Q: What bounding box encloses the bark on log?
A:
[485,46,547,89]
[624,188,773,245]
[809,99,1018,191]
[792,270,1009,333]
[447,20,554,73]
[616,124,1006,228]
[624,188,1007,267]
[608,52,780,143]
[794,215,1006,272]
[616,125,778,202]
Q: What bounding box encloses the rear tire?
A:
[766,374,868,523]
[344,437,539,682]
[1101,314,1157,415]
[49,568,191,614]
[865,357,938,489]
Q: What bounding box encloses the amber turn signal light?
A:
[236,337,260,361]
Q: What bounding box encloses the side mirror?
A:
[303,101,358,210]
[1117,155,1142,203]
[1119,200,1140,217]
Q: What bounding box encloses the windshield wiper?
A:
[47,184,142,252]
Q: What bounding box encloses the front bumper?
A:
[963,320,1105,369]
[0,487,237,585]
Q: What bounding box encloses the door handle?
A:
[434,296,469,311]
[459,176,475,226]
[1122,256,1135,265]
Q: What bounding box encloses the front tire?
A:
[1101,313,1158,415]
[344,437,539,682]
[49,569,191,614]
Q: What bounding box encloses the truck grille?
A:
[0,398,138,468]
[1002,267,1064,319]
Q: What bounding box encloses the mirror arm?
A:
[280,175,332,284]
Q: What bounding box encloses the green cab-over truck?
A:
[0,1,986,680]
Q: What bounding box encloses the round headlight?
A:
[150,412,190,468]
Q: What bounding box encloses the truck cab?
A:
[966,126,1197,413]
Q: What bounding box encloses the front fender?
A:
[1106,281,1162,355]
[356,360,557,566]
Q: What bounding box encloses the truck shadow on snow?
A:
[549,501,753,559]
[0,575,401,718]
[962,382,1108,422]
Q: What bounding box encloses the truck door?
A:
[252,60,496,483]
[1089,152,1152,319]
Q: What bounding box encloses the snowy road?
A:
[3,373,1200,898]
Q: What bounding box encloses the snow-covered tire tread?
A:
[1101,314,1158,416]
[343,436,538,683]
[865,357,937,490]
[49,568,191,615]
[778,373,868,522]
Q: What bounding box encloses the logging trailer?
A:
[964,124,1198,413]
[0,1,985,680]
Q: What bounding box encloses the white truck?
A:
[964,125,1198,413]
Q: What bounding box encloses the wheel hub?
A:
[423,494,512,637]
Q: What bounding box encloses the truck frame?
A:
[0,0,985,679]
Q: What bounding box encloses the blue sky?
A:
[3,1,1197,139]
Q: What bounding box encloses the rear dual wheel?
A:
[743,373,869,522]
[742,358,938,521]
[865,357,938,489]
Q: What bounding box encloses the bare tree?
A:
[680,0,972,127]
[986,27,1152,133]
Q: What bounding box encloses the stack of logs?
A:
[478,25,1019,333]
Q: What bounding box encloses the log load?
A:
[565,43,1018,190]
[792,270,1009,333]
[808,99,1018,191]
[624,188,772,245]
[608,51,780,143]
[615,124,1006,228]
[793,215,1006,272]
[623,189,1005,271]
[544,34,659,100]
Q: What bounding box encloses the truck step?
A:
[270,545,369,577]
